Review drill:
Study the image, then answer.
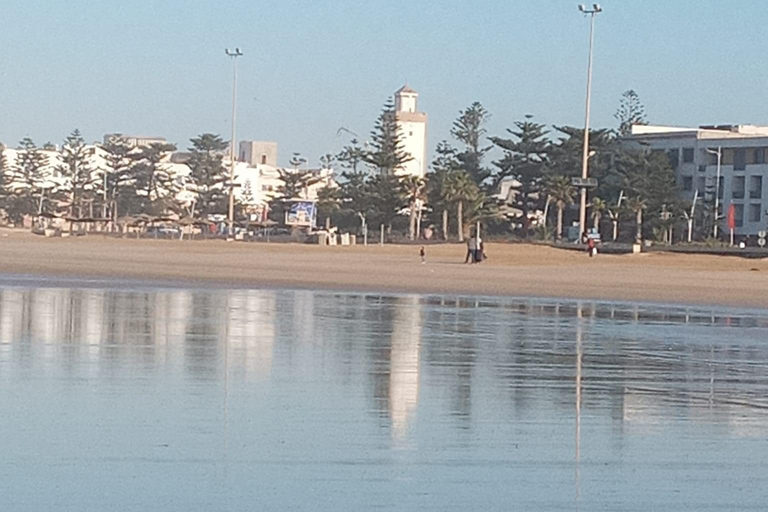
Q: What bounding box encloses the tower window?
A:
[261,155,267,165]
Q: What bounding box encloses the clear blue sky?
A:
[2,0,767,166]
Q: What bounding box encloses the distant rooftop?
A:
[631,124,768,138]
[396,84,417,95]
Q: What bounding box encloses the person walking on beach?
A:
[420,246,426,264]
[474,233,483,264]
[465,236,476,263]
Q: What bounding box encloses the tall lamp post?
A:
[705,147,722,238]
[577,4,602,238]
[226,47,243,240]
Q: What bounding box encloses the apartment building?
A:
[626,124,768,237]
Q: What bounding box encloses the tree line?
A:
[0,89,709,243]
[312,89,701,244]
[0,131,235,224]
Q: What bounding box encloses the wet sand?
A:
[0,228,766,308]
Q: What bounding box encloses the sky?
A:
[2,0,768,166]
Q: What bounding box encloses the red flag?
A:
[727,203,736,230]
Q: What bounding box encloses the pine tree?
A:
[57,130,94,218]
[129,142,177,215]
[337,138,367,174]
[6,138,49,220]
[187,133,229,218]
[490,118,549,233]
[365,99,412,175]
[451,102,492,186]
[100,136,134,220]
[367,172,407,233]
[615,89,647,136]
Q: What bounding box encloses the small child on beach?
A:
[420,246,426,264]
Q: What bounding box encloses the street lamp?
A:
[577,3,602,238]
[225,47,243,240]
[705,146,722,238]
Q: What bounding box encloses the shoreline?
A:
[1,272,767,314]
[0,229,766,309]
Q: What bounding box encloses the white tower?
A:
[393,85,427,179]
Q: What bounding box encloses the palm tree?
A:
[590,197,607,236]
[626,196,647,243]
[427,171,451,240]
[401,175,425,240]
[444,171,478,242]
[606,192,624,241]
[681,190,699,243]
[543,175,576,241]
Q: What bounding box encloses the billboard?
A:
[286,200,317,228]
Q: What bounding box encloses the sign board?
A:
[571,177,598,188]
[759,238,766,248]
[285,200,317,228]
[759,231,766,239]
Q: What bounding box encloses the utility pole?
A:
[226,47,243,240]
[577,4,602,237]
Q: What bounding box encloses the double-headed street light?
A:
[226,47,243,240]
[578,4,602,238]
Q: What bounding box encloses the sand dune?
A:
[0,228,765,308]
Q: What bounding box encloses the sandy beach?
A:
[0,228,766,308]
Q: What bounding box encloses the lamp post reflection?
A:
[575,302,584,503]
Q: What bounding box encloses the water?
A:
[1,282,768,511]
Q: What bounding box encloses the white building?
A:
[1,136,334,223]
[239,141,278,167]
[392,85,427,179]
[103,134,167,148]
[231,161,334,220]
[626,124,768,237]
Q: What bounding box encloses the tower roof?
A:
[396,84,417,95]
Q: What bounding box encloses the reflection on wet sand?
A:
[2,287,768,425]
[388,295,422,443]
[2,286,768,510]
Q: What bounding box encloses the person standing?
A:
[420,246,426,264]
[465,236,476,263]
[474,233,483,264]
[587,236,597,257]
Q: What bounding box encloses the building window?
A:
[749,175,763,199]
[682,176,693,191]
[667,148,679,168]
[718,176,724,199]
[732,176,745,199]
[734,149,746,170]
[756,148,766,164]
[682,147,694,163]
[261,155,267,165]
[749,204,762,223]
[698,165,706,173]
[697,177,706,194]
[734,204,744,228]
